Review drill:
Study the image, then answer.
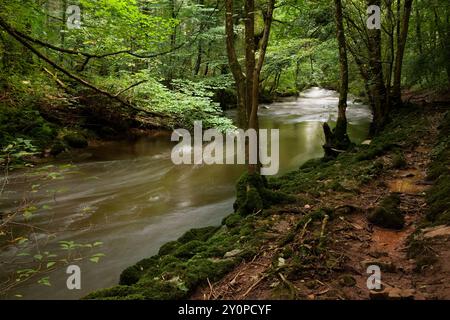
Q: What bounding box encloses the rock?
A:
[335,205,358,216]
[49,141,66,156]
[361,140,372,145]
[368,193,405,229]
[400,173,415,178]
[423,225,450,239]
[368,251,389,259]
[223,249,242,259]
[361,259,396,272]
[339,275,356,287]
[63,133,88,149]
[305,280,319,289]
[370,286,416,300]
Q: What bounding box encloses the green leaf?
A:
[33,254,43,261]
[38,277,51,287]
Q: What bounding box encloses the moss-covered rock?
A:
[339,275,356,287]
[222,213,242,228]
[63,133,88,148]
[49,141,67,156]
[177,226,219,244]
[368,193,404,229]
[425,111,450,225]
[391,152,407,169]
[234,172,294,215]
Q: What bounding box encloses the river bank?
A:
[1,88,372,299]
[84,95,450,300]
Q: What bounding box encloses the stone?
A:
[339,275,356,287]
[223,249,242,259]
[423,225,450,239]
[63,133,88,149]
[368,194,404,230]
[370,286,415,300]
[361,259,396,272]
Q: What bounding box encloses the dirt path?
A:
[192,109,450,300]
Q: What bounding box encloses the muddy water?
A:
[0,87,371,299]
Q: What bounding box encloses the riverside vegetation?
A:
[86,100,450,300]
[1,0,449,299]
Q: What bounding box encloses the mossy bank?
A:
[85,103,449,300]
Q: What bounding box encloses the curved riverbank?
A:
[1,88,371,299]
[85,100,450,300]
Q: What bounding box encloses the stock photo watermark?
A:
[66,5,81,30]
[367,5,381,30]
[366,265,382,290]
[171,121,280,176]
[66,265,81,290]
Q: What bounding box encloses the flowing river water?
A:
[0,87,372,299]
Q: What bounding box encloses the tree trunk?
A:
[323,0,351,158]
[367,0,388,134]
[225,0,275,173]
[225,0,247,128]
[333,0,349,143]
[392,0,413,106]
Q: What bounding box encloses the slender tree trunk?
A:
[193,41,203,76]
[392,0,413,106]
[334,0,349,142]
[225,0,246,128]
[323,0,350,158]
[225,0,274,173]
[367,0,388,134]
[415,1,423,55]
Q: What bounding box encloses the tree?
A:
[323,0,351,158]
[225,0,275,173]
[392,0,413,106]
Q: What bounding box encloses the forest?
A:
[0,0,449,301]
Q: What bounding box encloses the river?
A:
[0,87,372,299]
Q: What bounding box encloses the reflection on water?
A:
[0,87,371,299]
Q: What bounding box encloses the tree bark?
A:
[334,0,349,142]
[225,0,247,128]
[392,0,413,106]
[367,0,388,134]
[224,0,275,173]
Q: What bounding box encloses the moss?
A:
[244,186,264,214]
[234,172,294,215]
[173,240,206,259]
[407,235,438,273]
[356,143,395,161]
[86,107,439,300]
[222,213,242,228]
[368,193,404,229]
[84,285,140,300]
[280,208,333,246]
[49,141,66,156]
[158,241,180,256]
[300,158,324,171]
[426,175,450,224]
[425,112,450,225]
[339,275,356,287]
[391,152,407,169]
[0,103,57,149]
[119,257,157,286]
[177,226,219,244]
[183,258,236,288]
[63,132,88,148]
